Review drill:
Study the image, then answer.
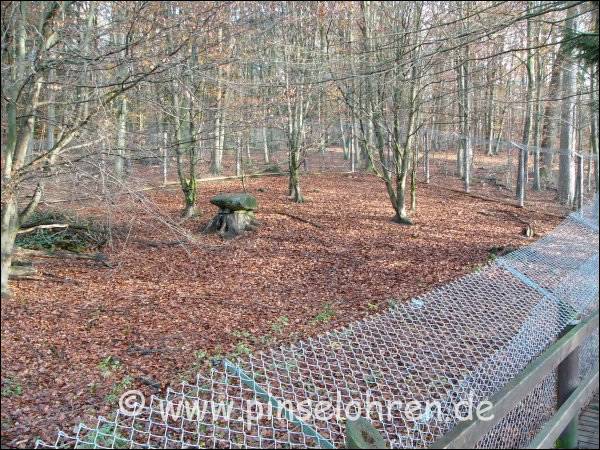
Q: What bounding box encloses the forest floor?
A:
[1,171,569,448]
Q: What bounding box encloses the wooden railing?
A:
[431,309,599,449]
[347,310,599,449]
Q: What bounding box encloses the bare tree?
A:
[1,1,186,297]
[558,6,578,206]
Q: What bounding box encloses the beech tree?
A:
[2,1,598,297]
[1,1,187,297]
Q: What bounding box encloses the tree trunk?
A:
[532,29,544,191]
[211,27,225,175]
[1,197,19,298]
[517,4,534,205]
[170,73,198,218]
[114,21,128,179]
[211,107,224,175]
[485,78,495,156]
[352,119,359,172]
[340,116,349,160]
[558,9,577,206]
[115,96,127,178]
[288,141,304,203]
[424,131,431,184]
[236,135,242,177]
[47,68,56,157]
[162,130,168,186]
[1,2,36,297]
[540,48,564,173]
[457,11,472,192]
[262,126,270,163]
[591,67,599,193]
[393,176,411,224]
[411,151,417,211]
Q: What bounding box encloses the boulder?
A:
[210,193,257,211]
[204,193,261,238]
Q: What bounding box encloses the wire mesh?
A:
[474,371,558,449]
[35,196,599,449]
[35,370,323,449]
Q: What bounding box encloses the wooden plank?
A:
[431,311,599,449]
[527,367,598,448]
[556,319,584,448]
[578,392,600,449]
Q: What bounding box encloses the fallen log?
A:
[8,265,38,279]
[14,247,112,267]
[16,223,69,234]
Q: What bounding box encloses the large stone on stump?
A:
[204,193,261,238]
[210,193,257,211]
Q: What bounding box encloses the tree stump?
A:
[203,193,261,238]
[521,223,536,238]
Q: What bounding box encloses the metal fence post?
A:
[556,319,581,449]
[517,146,526,207]
[575,154,584,211]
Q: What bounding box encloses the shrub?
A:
[16,210,109,253]
[262,163,283,174]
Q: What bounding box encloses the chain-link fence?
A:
[32,120,598,209]
[35,195,599,449]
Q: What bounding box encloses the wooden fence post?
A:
[556,319,581,449]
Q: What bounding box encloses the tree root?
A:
[274,211,322,228]
[391,215,413,225]
[132,238,186,248]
